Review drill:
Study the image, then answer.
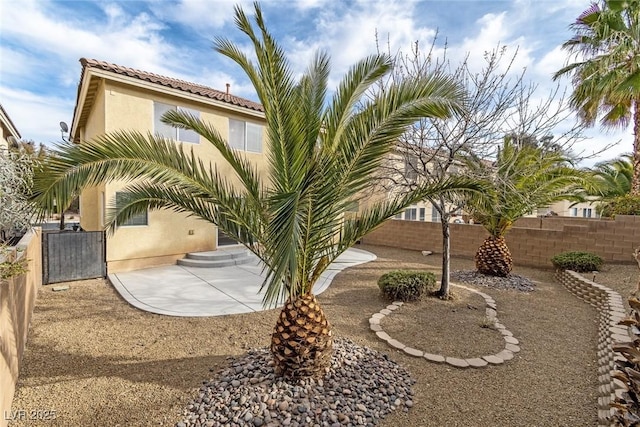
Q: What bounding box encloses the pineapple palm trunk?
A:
[475,235,513,277]
[271,293,333,378]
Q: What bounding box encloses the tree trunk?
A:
[59,211,65,231]
[632,99,640,196]
[271,293,333,379]
[437,215,451,298]
[475,235,513,277]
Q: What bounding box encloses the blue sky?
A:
[0,0,631,165]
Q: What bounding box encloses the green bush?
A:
[377,270,436,302]
[551,251,603,272]
[599,194,640,217]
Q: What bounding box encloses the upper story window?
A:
[229,119,263,153]
[154,102,200,144]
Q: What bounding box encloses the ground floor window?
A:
[115,192,148,226]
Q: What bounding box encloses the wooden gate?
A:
[42,231,106,284]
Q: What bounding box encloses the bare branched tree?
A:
[370,35,593,297]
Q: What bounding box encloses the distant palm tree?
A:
[32,4,481,378]
[588,154,633,201]
[465,140,588,277]
[554,0,640,195]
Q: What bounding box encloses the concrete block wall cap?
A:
[370,323,383,332]
[371,313,385,319]
[386,305,399,311]
[380,309,392,315]
[612,334,631,343]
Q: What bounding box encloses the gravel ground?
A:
[9,244,615,427]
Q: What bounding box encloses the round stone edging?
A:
[369,283,520,369]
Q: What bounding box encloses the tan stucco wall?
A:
[1,229,42,427]
[78,79,268,272]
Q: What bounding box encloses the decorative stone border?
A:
[370,284,520,369]
[554,270,629,427]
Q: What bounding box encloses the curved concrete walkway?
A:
[108,247,376,317]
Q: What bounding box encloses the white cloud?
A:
[1,0,185,85]
[156,0,253,31]
[534,45,568,80]
[282,0,436,87]
[0,86,75,145]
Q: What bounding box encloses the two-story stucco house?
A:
[70,58,267,273]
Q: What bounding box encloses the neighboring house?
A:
[369,145,590,223]
[70,58,267,273]
[0,103,21,151]
[546,200,600,219]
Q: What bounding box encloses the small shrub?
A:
[600,194,640,217]
[377,270,436,302]
[551,251,603,272]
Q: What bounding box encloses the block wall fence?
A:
[361,215,640,268]
[0,229,42,427]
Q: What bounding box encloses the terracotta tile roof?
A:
[80,58,264,113]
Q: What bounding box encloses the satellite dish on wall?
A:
[59,121,70,142]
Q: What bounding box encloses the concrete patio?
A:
[108,247,376,317]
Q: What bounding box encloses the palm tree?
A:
[589,153,633,200]
[554,0,640,195]
[32,4,481,378]
[465,139,587,277]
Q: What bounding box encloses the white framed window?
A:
[431,205,441,222]
[115,192,148,226]
[419,207,426,221]
[571,207,578,217]
[583,208,592,218]
[229,119,263,153]
[154,102,200,143]
[404,206,417,221]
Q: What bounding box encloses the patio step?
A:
[177,248,255,268]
